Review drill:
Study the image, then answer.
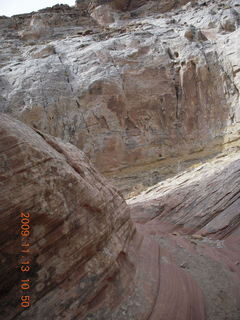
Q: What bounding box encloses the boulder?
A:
[0,114,134,319]
[90,4,117,26]
[19,14,52,40]
[219,8,240,32]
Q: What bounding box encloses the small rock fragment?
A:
[180,262,189,269]
[191,234,203,240]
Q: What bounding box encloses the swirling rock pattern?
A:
[0,114,134,319]
[1,0,240,318]
[1,114,240,320]
[0,115,206,320]
[128,151,240,319]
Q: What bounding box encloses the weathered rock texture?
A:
[128,151,240,320]
[0,114,134,319]
[1,1,240,318]
[1,0,240,196]
[86,0,196,12]
[1,114,207,320]
[129,152,240,238]
[1,114,240,320]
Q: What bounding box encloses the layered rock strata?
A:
[1,115,240,320]
[128,151,240,320]
[0,114,134,319]
[129,151,240,238]
[1,0,240,318]
[0,115,206,320]
[0,0,240,196]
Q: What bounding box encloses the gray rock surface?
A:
[0,0,240,197]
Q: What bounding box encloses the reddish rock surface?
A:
[0,114,134,319]
[1,115,206,320]
[129,152,240,319]
[129,153,240,238]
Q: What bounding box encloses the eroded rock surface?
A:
[128,151,240,320]
[0,114,134,319]
[0,0,240,196]
[129,152,240,238]
[1,0,240,318]
[1,115,206,320]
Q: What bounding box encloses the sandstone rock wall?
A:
[0,115,207,320]
[1,1,240,319]
[0,114,134,319]
[128,150,240,320]
[1,115,240,320]
[0,0,240,195]
[128,151,240,238]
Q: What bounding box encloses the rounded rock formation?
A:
[0,114,134,320]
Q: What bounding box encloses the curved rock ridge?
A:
[128,150,240,320]
[1,115,207,320]
[0,114,134,319]
[128,151,240,239]
[0,0,240,196]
